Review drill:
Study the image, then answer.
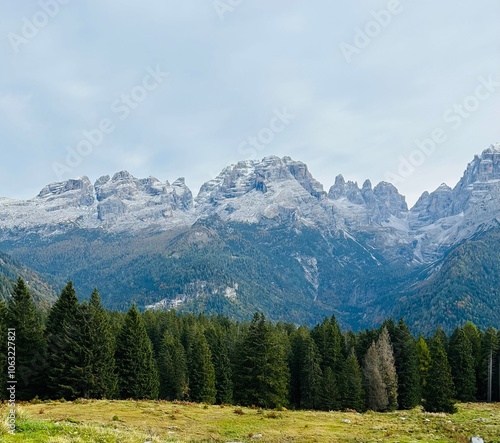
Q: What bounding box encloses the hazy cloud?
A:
[1,0,499,206]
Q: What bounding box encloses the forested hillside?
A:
[0,251,57,308]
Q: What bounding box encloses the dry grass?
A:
[0,400,499,442]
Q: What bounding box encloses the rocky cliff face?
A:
[0,171,194,237]
[195,156,329,226]
[1,143,499,266]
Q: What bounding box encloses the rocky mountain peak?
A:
[328,175,364,204]
[362,179,372,191]
[195,156,326,208]
[448,143,500,216]
[409,183,453,229]
[37,176,95,207]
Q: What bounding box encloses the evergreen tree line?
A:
[1,279,500,414]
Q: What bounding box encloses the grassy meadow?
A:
[0,400,499,443]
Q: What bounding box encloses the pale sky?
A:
[1,1,499,207]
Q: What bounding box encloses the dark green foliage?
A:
[7,278,46,400]
[158,330,188,400]
[340,351,365,411]
[433,327,449,353]
[319,367,339,411]
[311,316,343,373]
[462,321,483,396]
[1,273,499,412]
[392,320,421,410]
[448,327,476,402]
[290,326,322,409]
[233,313,289,408]
[45,281,81,399]
[205,324,233,404]
[56,299,116,399]
[478,327,499,401]
[186,326,216,404]
[0,251,57,309]
[310,315,343,410]
[114,305,159,399]
[423,337,457,413]
[86,290,118,398]
[398,229,500,332]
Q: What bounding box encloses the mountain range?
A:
[1,142,500,332]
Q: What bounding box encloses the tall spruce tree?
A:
[205,324,233,404]
[448,327,476,402]
[363,328,398,412]
[115,305,159,399]
[311,316,343,374]
[363,341,387,411]
[158,329,188,400]
[87,289,117,398]
[462,321,483,397]
[291,326,322,409]
[310,315,343,410]
[186,326,216,404]
[7,278,46,400]
[45,281,81,399]
[63,302,97,399]
[340,350,365,412]
[233,313,289,408]
[392,319,421,409]
[478,327,499,401]
[319,367,340,411]
[423,337,456,413]
[416,336,431,390]
[376,327,398,411]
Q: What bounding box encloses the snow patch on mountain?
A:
[1,143,500,268]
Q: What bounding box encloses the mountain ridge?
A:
[0,142,499,331]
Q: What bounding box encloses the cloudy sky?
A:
[1,1,499,206]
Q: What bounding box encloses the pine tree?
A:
[462,321,482,397]
[433,327,449,352]
[87,289,117,398]
[416,336,431,389]
[186,326,216,404]
[376,327,398,411]
[478,327,499,401]
[363,341,387,411]
[158,330,188,400]
[423,337,456,413]
[205,324,233,404]
[7,278,46,400]
[291,326,322,409]
[58,301,92,398]
[448,327,476,402]
[363,328,398,412]
[392,319,420,409]
[115,305,159,399]
[310,316,343,410]
[340,350,365,412]
[319,367,339,411]
[45,281,81,399]
[233,313,289,408]
[52,299,114,399]
[311,316,343,374]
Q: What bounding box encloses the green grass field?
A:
[1,400,499,442]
